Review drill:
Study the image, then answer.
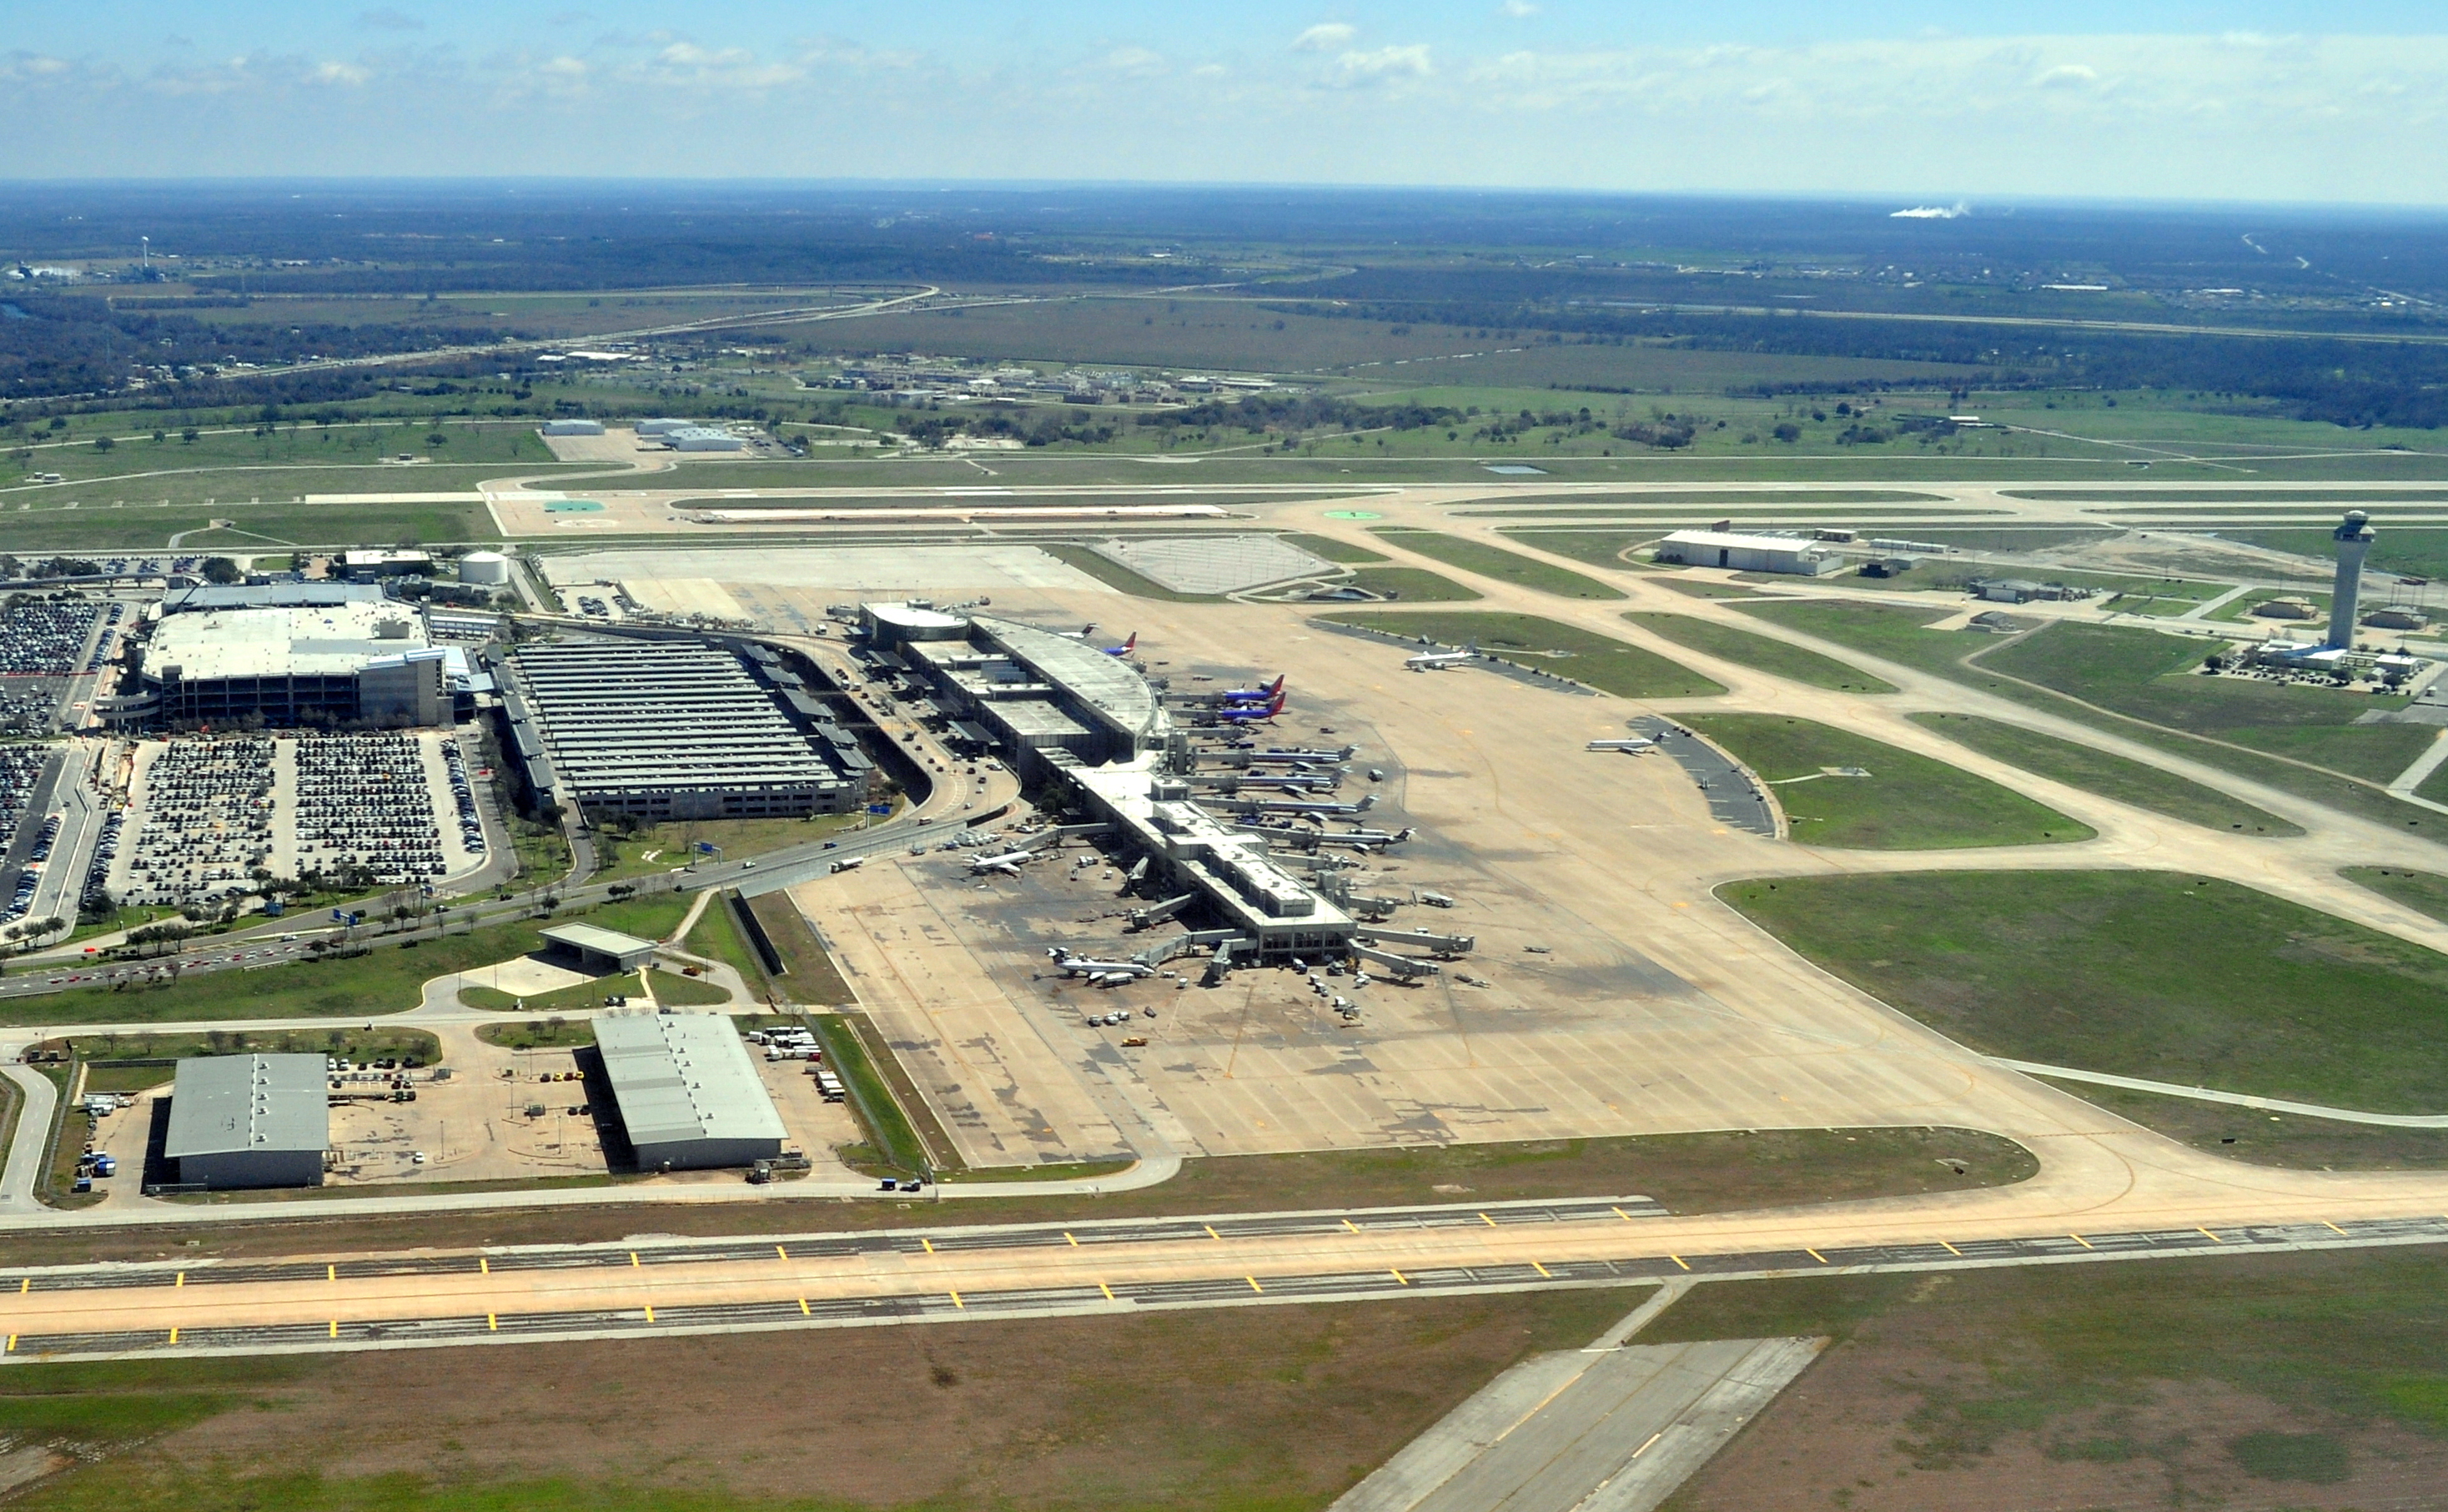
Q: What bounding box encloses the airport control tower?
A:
[2329,509,2375,649]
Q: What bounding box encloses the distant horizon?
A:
[4,6,2446,202]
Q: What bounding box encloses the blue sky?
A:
[5,4,2446,202]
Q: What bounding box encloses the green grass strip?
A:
[1367,528,1627,599]
[1912,712,2301,836]
[1625,612,1895,693]
[1321,610,1723,697]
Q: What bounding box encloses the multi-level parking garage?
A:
[498,638,865,821]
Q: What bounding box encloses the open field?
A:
[1739,600,2441,831]
[744,892,852,1004]
[1721,870,2448,1109]
[1369,528,1626,599]
[0,1288,1649,1512]
[1278,531,1388,563]
[1683,714,2091,848]
[587,814,866,885]
[1034,542,1223,602]
[1495,528,1664,568]
[3,896,695,1027]
[1320,610,1724,696]
[0,498,510,551]
[1911,712,2302,836]
[2341,866,2448,924]
[2036,1077,2448,1171]
[1650,1248,2448,1511]
[1625,612,1896,692]
[1340,565,1480,601]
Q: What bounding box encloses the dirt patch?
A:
[82,1289,1642,1509]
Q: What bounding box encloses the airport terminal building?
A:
[498,637,864,821]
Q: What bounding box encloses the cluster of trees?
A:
[1140,392,1461,437]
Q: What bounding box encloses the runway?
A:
[3,1197,2442,1363]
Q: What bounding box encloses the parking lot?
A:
[103,730,491,912]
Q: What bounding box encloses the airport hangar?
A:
[163,1052,330,1189]
[494,635,870,822]
[594,1010,786,1171]
[860,602,1355,963]
[103,583,485,729]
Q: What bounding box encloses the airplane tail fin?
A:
[1464,639,1478,655]
[1266,675,1285,696]
[1267,691,1286,716]
[1122,633,1137,655]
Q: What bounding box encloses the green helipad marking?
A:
[1323,509,1382,520]
[545,500,606,513]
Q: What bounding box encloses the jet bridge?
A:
[1355,925,1476,957]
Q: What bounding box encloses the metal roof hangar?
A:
[594,1011,786,1171]
[163,1053,329,1189]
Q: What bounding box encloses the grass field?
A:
[744,893,853,1004]
[0,497,513,551]
[6,896,693,1027]
[588,814,862,884]
[1340,565,1480,601]
[1279,531,1388,563]
[1495,529,1664,567]
[1740,600,2444,832]
[1910,713,2302,836]
[1366,528,1628,599]
[0,1288,1652,1512]
[1649,1248,2448,1509]
[1624,612,1896,692]
[2341,866,2448,925]
[1683,714,2091,848]
[1320,610,1724,697]
[812,1011,940,1177]
[1721,869,2448,1109]
[2038,1077,2448,1170]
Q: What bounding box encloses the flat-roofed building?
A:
[594,1011,786,1170]
[500,638,860,821]
[540,922,660,973]
[134,600,445,727]
[163,1053,329,1188]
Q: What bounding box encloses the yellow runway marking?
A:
[1247,1276,1264,1293]
[1670,1254,1690,1271]
[2070,1233,2094,1249]
[1065,1232,1078,1247]
[479,1257,490,1275]
[2325,1221,2350,1235]
[1612,1207,1634,1221]
[773,1246,787,1262]
[15,1278,24,1294]
[4,1335,13,1353]
[329,1320,338,1339]
[1208,1225,1223,1242]
[486,1314,497,1332]
[167,1328,177,1344]
[1098,1281,1114,1301]
[949,1291,963,1310]
[1390,1268,1409,1285]
[643,1304,655,1324]
[1939,1240,1962,1256]
[2199,1228,2222,1243]
[1480,1213,1496,1227]
[1531,1260,1551,1278]
[1807,1248,1828,1264]
[1343,1218,1360,1234]
[174,1273,184,1288]
[798,1298,811,1316]
[631,1253,641,1267]
[326,1264,335,1282]
[921,1238,935,1254]
[1631,1430,1662,1459]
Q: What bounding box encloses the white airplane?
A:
[1046,948,1154,980]
[970,845,1048,876]
[1586,737,1656,754]
[1405,639,1478,672]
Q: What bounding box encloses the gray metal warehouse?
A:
[540,922,660,973]
[162,1053,329,1189]
[499,638,862,821]
[1652,529,1838,575]
[594,1010,787,1171]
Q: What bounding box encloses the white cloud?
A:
[1293,23,1357,53]
[313,61,371,86]
[1105,46,1167,77]
[1499,1,1542,16]
[2034,63,2099,88]
[1323,44,1433,89]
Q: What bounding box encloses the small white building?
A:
[1655,530,1837,576]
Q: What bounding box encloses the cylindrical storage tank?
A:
[460,550,511,586]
